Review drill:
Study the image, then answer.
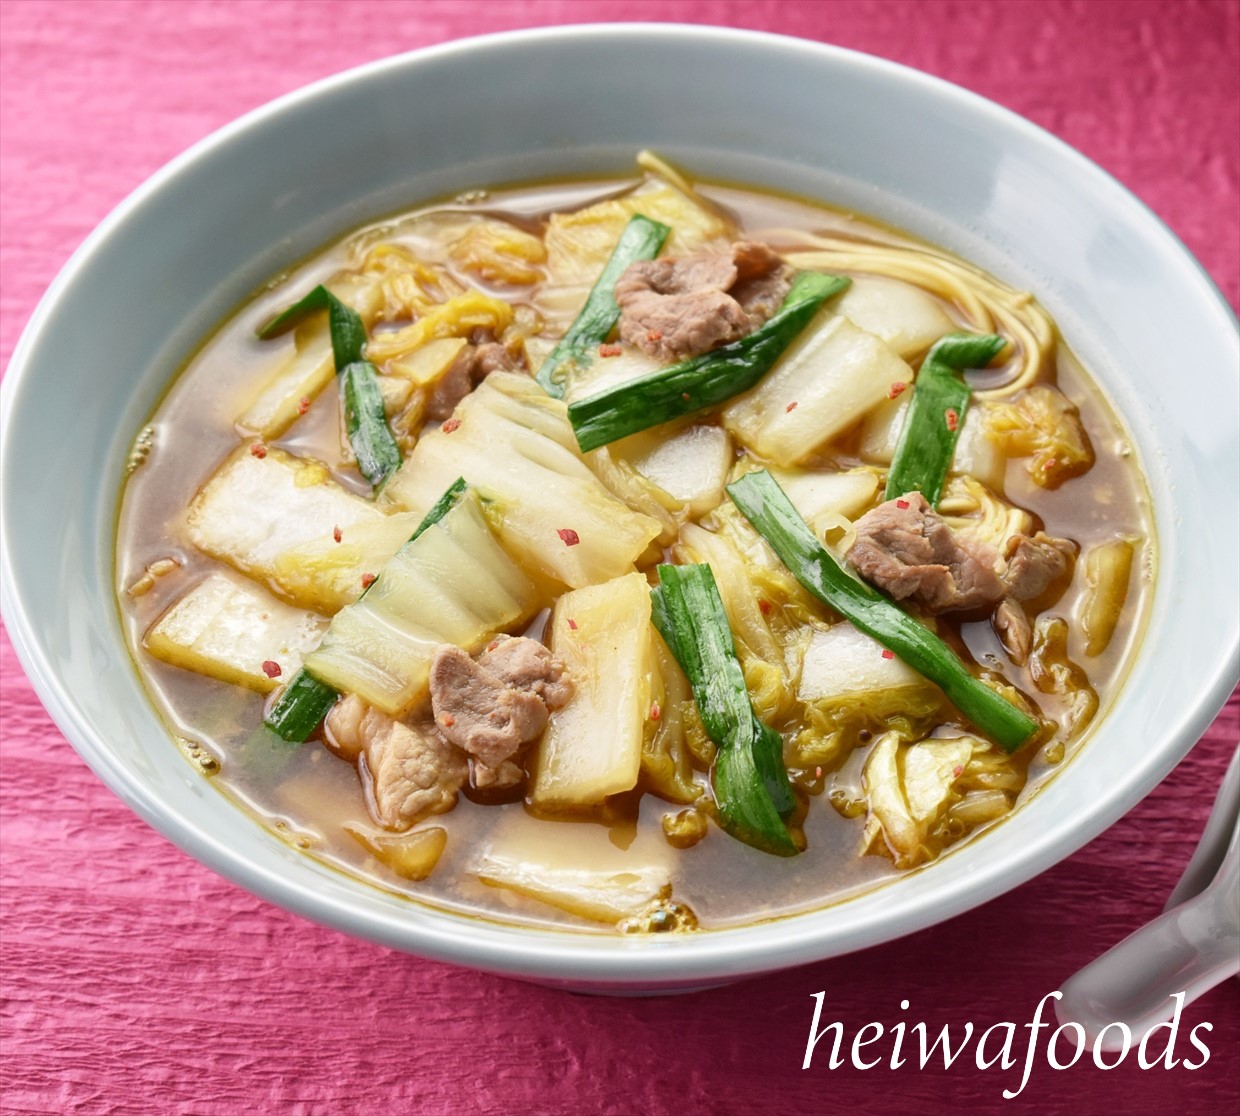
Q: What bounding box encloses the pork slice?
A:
[731,241,794,319]
[994,598,1033,666]
[848,492,1007,613]
[1003,532,1076,601]
[325,694,467,831]
[429,645,550,770]
[479,635,573,708]
[425,341,517,421]
[475,758,525,792]
[615,241,791,362]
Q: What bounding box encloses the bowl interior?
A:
[2,25,1237,988]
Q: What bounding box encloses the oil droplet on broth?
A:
[175,735,221,775]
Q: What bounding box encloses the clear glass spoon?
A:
[1056,746,1240,1050]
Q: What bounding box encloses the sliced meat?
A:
[994,598,1033,666]
[730,241,795,319]
[1003,532,1076,601]
[615,241,791,362]
[429,638,572,788]
[471,341,516,377]
[479,634,573,708]
[476,758,525,792]
[848,492,1007,613]
[425,341,517,421]
[325,694,467,831]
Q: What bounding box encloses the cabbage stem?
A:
[568,270,849,453]
[727,470,1039,752]
[263,478,469,742]
[884,331,1006,507]
[650,563,799,857]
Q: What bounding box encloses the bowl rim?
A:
[2,22,1238,986]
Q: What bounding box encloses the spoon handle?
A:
[1057,805,1240,1048]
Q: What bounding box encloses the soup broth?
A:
[116,158,1152,933]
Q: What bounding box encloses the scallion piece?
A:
[257,284,368,369]
[884,331,1006,506]
[263,477,469,742]
[727,470,1039,752]
[567,270,850,453]
[650,562,799,856]
[341,361,401,488]
[257,284,399,490]
[263,670,339,743]
[535,215,671,399]
[409,476,469,539]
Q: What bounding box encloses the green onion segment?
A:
[258,284,401,490]
[650,562,799,856]
[885,331,1006,507]
[727,470,1039,752]
[340,362,401,488]
[567,270,849,453]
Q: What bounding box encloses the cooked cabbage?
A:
[831,274,955,358]
[380,373,662,589]
[144,571,327,693]
[474,814,674,925]
[303,490,539,715]
[530,572,656,811]
[723,312,913,468]
[185,445,421,614]
[983,384,1095,488]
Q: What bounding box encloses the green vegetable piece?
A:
[340,361,402,488]
[263,476,469,742]
[257,284,368,369]
[884,331,1006,507]
[409,476,469,542]
[263,669,338,743]
[258,285,399,492]
[650,562,799,856]
[726,470,1039,753]
[536,214,671,398]
[567,270,850,453]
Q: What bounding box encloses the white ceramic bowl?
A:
[2,25,1237,991]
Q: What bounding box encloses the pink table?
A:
[2,2,1236,1112]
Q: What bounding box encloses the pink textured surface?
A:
[1,1,1237,1112]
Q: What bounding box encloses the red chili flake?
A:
[440,713,456,728]
[945,407,959,432]
[758,599,772,616]
[297,395,311,415]
[887,381,907,400]
[881,649,895,660]
[441,418,462,434]
[486,640,500,652]
[598,343,622,358]
[952,764,965,778]
[261,660,282,679]
[567,618,578,631]
[681,392,692,402]
[361,572,377,589]
[815,766,824,779]
[332,525,343,543]
[557,528,580,547]
[895,499,910,510]
[646,329,664,343]
[785,401,799,413]
[649,702,661,722]
[1045,457,1058,470]
[249,443,268,458]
